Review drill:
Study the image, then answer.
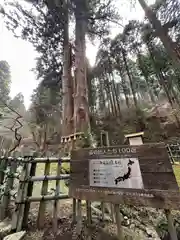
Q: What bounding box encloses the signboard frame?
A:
[69,143,180,209]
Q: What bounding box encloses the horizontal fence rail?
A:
[29,174,70,182]
[16,194,70,203]
[0,156,70,163]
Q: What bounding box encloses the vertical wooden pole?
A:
[86,200,92,225]
[0,157,8,220]
[0,157,7,185]
[100,131,106,221]
[1,159,17,220]
[110,203,115,223]
[86,200,92,240]
[101,202,105,221]
[53,159,61,235]
[23,160,37,228]
[76,199,82,236]
[12,159,31,232]
[114,204,123,240]
[71,138,77,225]
[73,198,77,223]
[37,159,50,228]
[165,209,178,240]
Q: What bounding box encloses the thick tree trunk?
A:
[74,1,90,133]
[62,0,74,136]
[138,0,180,68]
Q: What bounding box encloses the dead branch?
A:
[0,97,23,154]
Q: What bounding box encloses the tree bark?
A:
[110,73,122,118]
[62,0,74,136]
[73,0,90,133]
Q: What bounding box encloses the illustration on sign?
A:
[89,158,144,189]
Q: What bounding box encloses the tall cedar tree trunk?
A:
[138,0,180,68]
[106,73,118,116]
[74,0,90,133]
[121,48,138,109]
[62,0,74,136]
[116,61,130,108]
[117,68,130,108]
[110,73,122,118]
[98,78,106,113]
[104,75,116,116]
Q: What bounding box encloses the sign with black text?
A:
[69,143,180,209]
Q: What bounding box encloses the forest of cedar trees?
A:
[0,0,180,153]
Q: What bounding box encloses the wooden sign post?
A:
[70,143,180,239]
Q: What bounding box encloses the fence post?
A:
[76,199,82,236]
[73,198,77,223]
[114,204,123,240]
[53,158,61,235]
[11,157,31,231]
[37,158,50,228]
[23,158,37,228]
[0,157,8,220]
[167,145,175,164]
[0,158,17,220]
[0,157,7,184]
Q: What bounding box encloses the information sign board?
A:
[69,143,180,209]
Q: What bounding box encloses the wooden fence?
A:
[0,156,70,233]
[0,143,180,235]
[167,143,180,163]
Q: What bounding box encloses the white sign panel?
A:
[89,158,143,189]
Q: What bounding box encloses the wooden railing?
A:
[0,156,70,233]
